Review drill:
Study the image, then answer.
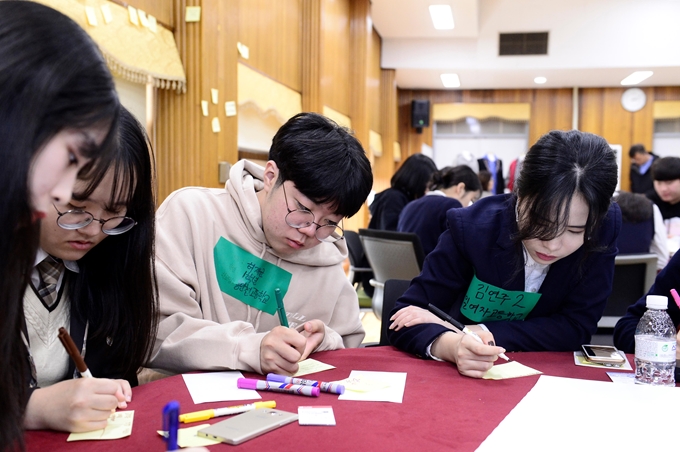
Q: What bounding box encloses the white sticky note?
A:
[201,100,209,117]
[100,4,113,24]
[211,89,219,104]
[138,10,150,28]
[298,406,336,426]
[85,6,98,26]
[182,372,259,404]
[128,6,139,26]
[148,15,158,33]
[212,117,221,133]
[225,101,237,117]
[185,6,201,22]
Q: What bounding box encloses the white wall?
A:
[113,77,146,130]
[652,137,680,158]
[432,137,528,177]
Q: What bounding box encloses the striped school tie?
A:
[36,256,64,308]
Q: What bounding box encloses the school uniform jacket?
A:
[388,194,622,357]
[613,251,680,354]
[397,194,463,256]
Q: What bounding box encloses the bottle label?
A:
[634,336,677,362]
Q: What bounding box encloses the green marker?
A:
[275,288,289,327]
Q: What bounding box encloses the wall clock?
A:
[621,88,646,112]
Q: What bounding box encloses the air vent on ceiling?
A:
[499,32,548,56]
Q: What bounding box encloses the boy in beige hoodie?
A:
[150,113,373,376]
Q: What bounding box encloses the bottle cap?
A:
[646,295,668,310]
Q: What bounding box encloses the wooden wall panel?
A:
[529,89,572,144]
[368,28,382,134]
[301,0,322,113]
[321,0,351,116]
[238,0,301,92]
[373,69,397,194]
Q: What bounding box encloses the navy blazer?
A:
[398,194,463,256]
[613,251,680,353]
[388,194,622,357]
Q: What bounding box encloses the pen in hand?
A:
[427,304,510,361]
[58,327,93,377]
[275,288,289,327]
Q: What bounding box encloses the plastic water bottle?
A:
[634,295,677,386]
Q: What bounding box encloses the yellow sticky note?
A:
[128,6,139,26]
[85,6,98,26]
[237,42,250,59]
[211,117,221,133]
[293,358,336,377]
[211,89,219,105]
[482,361,542,380]
[138,10,150,28]
[148,15,158,33]
[225,101,237,117]
[158,424,221,448]
[67,411,134,441]
[185,6,201,22]
[200,100,209,117]
[100,4,112,24]
[336,376,390,393]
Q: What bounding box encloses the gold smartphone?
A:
[197,408,298,445]
[581,344,625,366]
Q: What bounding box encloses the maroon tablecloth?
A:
[24,347,628,451]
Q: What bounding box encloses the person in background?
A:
[150,113,372,377]
[478,169,494,199]
[613,251,680,353]
[647,156,680,221]
[615,191,668,271]
[629,144,657,195]
[388,130,620,378]
[368,153,437,231]
[398,165,481,256]
[0,2,119,449]
[23,108,157,434]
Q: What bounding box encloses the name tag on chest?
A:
[461,274,541,322]
[213,237,292,315]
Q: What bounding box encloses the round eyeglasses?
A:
[53,204,137,236]
[281,183,344,243]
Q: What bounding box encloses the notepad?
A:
[482,361,542,380]
[67,411,134,441]
[293,358,335,376]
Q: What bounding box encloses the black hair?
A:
[651,156,680,181]
[0,2,119,449]
[70,108,158,382]
[478,170,492,191]
[429,165,481,193]
[269,112,373,218]
[628,144,647,158]
[615,191,653,223]
[391,153,437,201]
[514,130,617,256]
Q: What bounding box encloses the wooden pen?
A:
[58,327,93,378]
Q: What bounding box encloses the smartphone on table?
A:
[198,408,298,445]
[581,344,625,366]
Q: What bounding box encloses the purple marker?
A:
[237,378,320,397]
[266,373,345,395]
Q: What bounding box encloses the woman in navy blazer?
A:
[398,165,481,256]
[388,130,621,378]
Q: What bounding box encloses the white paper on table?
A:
[476,375,680,451]
[338,370,406,403]
[182,371,260,404]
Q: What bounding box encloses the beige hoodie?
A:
[150,160,365,374]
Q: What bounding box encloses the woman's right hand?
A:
[24,377,127,432]
[431,330,505,378]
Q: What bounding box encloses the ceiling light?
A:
[621,71,653,86]
[441,73,460,88]
[534,76,547,84]
[429,5,454,30]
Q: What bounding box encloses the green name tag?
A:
[213,237,292,315]
[461,274,541,322]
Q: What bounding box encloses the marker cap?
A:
[237,378,259,390]
[266,374,287,383]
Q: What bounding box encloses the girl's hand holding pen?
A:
[431,330,505,379]
[389,305,451,331]
[23,377,130,432]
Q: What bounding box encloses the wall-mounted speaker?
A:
[411,100,430,129]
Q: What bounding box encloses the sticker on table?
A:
[461,274,541,322]
[298,406,336,426]
[213,237,292,315]
[67,411,134,441]
[483,361,542,380]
